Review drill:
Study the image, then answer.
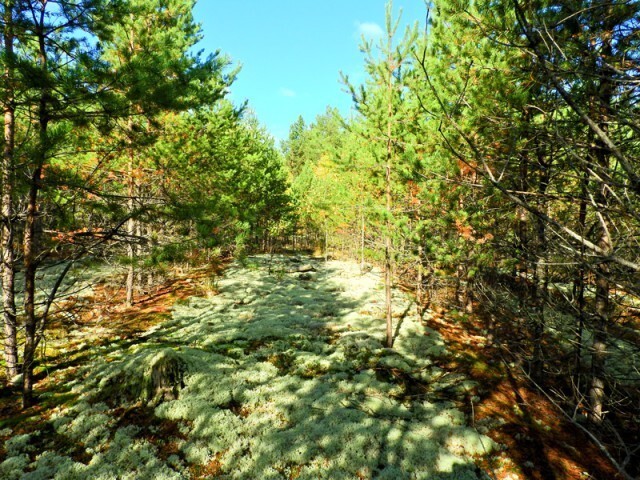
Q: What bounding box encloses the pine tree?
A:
[343,1,418,347]
[13,0,124,407]
[0,0,19,380]
[100,0,232,305]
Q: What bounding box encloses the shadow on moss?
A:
[1,255,497,479]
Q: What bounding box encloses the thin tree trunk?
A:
[456,193,470,311]
[146,224,154,288]
[360,205,365,271]
[135,212,142,287]
[384,229,392,347]
[590,253,609,424]
[417,244,423,317]
[589,174,611,424]
[125,120,135,307]
[23,167,41,407]
[324,218,328,262]
[2,0,18,379]
[23,8,48,406]
[531,157,549,380]
[125,220,135,303]
[516,122,530,312]
[588,29,613,424]
[125,25,137,306]
[384,33,394,348]
[573,155,589,398]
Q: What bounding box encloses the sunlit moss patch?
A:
[1,255,496,479]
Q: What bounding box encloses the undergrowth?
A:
[0,255,497,479]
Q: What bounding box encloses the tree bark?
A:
[588,24,614,424]
[573,144,590,401]
[360,204,365,272]
[125,119,136,307]
[2,0,18,379]
[384,31,394,348]
[417,244,423,317]
[125,24,138,307]
[324,218,328,262]
[23,5,49,407]
[531,151,549,380]
[135,211,142,286]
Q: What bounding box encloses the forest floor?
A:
[0,255,621,479]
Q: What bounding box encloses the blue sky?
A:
[193,1,428,142]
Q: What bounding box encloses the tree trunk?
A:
[531,156,549,380]
[324,219,328,262]
[455,191,471,312]
[22,169,41,406]
[589,163,611,424]
[135,212,142,286]
[573,152,589,400]
[384,32,394,349]
[589,266,608,424]
[2,0,18,379]
[516,119,530,313]
[146,224,154,288]
[360,204,365,272]
[384,230,393,348]
[22,10,49,407]
[125,216,135,305]
[125,121,136,307]
[416,244,423,317]
[588,28,613,424]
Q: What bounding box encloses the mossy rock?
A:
[95,348,187,406]
[145,349,187,404]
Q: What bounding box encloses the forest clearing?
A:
[1,0,639,478]
[0,255,622,479]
